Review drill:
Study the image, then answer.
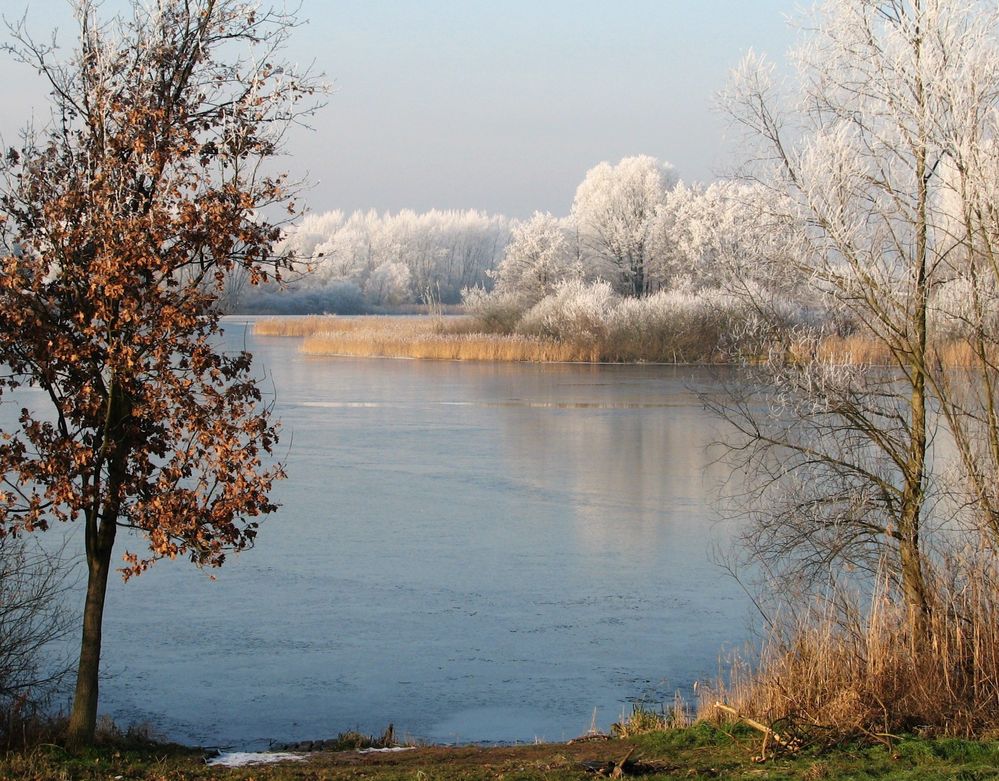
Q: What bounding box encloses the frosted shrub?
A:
[605,289,752,361]
[467,280,781,362]
[517,279,616,343]
[462,286,528,334]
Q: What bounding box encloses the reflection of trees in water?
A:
[233,344,732,565]
[496,400,728,561]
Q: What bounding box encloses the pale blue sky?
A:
[2,1,799,217]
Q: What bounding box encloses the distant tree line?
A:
[240,209,513,312]
[236,155,787,315]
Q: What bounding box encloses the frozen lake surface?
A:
[22,317,752,748]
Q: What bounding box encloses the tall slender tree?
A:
[719,0,999,636]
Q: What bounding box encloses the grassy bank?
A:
[5,724,999,779]
[257,315,605,362]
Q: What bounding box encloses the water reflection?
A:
[491,373,728,562]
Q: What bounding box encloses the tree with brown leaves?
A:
[0,0,318,748]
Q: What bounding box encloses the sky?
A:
[1,1,799,218]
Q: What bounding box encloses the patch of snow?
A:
[357,746,417,754]
[207,751,306,767]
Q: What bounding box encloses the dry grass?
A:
[256,315,601,361]
[702,554,999,742]
[929,340,999,369]
[254,316,999,366]
[253,315,374,338]
[611,695,692,738]
[810,335,896,366]
[253,315,720,363]
[302,330,596,362]
[784,335,998,369]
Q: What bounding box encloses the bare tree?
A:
[717,0,999,636]
[0,535,73,735]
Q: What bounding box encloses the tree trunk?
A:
[65,513,117,750]
[67,380,128,750]
[901,10,932,640]
[898,518,930,639]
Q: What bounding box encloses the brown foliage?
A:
[0,0,318,745]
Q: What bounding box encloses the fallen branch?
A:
[714,702,800,761]
[611,747,636,778]
[581,746,639,777]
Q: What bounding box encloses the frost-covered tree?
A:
[718,0,999,636]
[491,212,579,303]
[570,155,677,296]
[365,261,412,305]
[650,180,794,294]
[260,208,512,309]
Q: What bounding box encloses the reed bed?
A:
[788,335,996,369]
[812,334,896,366]
[253,315,999,366]
[301,330,597,362]
[255,315,592,361]
[254,315,726,363]
[253,315,384,338]
[702,555,999,741]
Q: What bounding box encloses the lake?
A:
[13,317,753,748]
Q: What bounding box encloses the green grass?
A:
[4,725,999,780]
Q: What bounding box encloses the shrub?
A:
[516,279,616,344]
[462,286,527,334]
[0,536,73,750]
[605,289,752,362]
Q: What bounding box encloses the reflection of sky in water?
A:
[497,398,729,565]
[1,318,752,749]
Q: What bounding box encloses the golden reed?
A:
[254,316,996,366]
[701,553,999,739]
[256,316,601,362]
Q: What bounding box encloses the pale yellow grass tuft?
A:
[701,553,999,740]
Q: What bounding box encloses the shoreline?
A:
[251,314,742,365]
[9,723,999,779]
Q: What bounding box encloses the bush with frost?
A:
[606,288,757,361]
[461,286,527,333]
[517,279,616,343]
